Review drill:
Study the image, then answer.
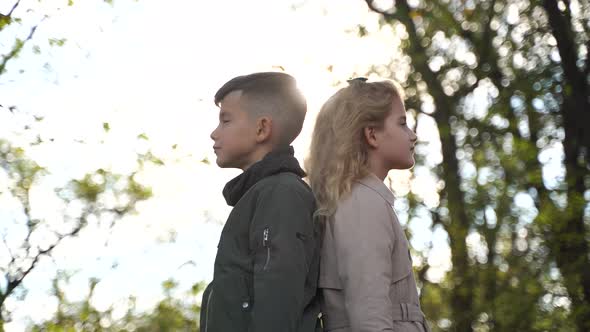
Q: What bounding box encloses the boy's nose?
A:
[210,128,218,141]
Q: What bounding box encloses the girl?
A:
[306,78,429,332]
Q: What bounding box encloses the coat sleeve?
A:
[248,183,314,332]
[333,192,397,332]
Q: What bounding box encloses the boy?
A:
[200,72,321,332]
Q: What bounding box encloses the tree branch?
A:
[1,235,16,268]
[562,0,573,24]
[0,212,87,310]
[469,0,503,93]
[585,39,590,76]
[430,0,476,45]
[364,0,397,20]
[543,0,590,158]
[0,22,40,74]
[0,1,22,36]
[7,0,21,17]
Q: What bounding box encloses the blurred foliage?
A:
[0,1,161,331]
[0,0,120,76]
[28,274,204,332]
[362,0,589,331]
[0,136,155,330]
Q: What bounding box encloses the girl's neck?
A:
[366,154,388,181]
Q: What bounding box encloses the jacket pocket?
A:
[210,274,252,329]
[262,227,271,270]
[251,226,273,272]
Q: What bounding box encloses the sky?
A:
[0,0,450,330]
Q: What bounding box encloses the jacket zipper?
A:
[204,288,214,332]
[263,227,271,270]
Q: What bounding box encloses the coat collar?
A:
[356,173,395,205]
[222,145,305,206]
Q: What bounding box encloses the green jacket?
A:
[200,147,321,332]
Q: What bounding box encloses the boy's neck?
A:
[241,145,274,171]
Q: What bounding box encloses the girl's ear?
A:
[255,116,272,143]
[364,126,379,149]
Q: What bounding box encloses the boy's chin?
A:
[215,157,229,168]
[215,158,241,170]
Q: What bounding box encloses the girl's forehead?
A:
[389,97,406,116]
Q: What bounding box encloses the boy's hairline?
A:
[216,89,278,120]
[213,71,297,106]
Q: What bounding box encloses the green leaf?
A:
[356,24,368,37]
[0,14,11,31]
[48,38,67,47]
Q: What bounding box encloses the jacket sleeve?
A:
[249,183,314,332]
[333,192,397,332]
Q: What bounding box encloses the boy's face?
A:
[210,90,260,170]
[373,96,417,170]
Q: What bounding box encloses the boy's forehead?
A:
[218,90,244,110]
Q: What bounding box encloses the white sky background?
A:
[0,0,451,330]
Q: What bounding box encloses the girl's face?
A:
[373,96,418,170]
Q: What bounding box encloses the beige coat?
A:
[319,174,430,332]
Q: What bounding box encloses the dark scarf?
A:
[222,146,306,206]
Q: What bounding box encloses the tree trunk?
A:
[542,1,590,330]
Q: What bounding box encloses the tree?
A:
[0,131,156,330]
[1,2,156,329]
[360,0,589,331]
[29,274,203,332]
[0,0,41,75]
[1,0,118,76]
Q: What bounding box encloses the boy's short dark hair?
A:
[214,72,307,146]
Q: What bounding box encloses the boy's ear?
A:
[255,116,272,143]
[364,126,379,149]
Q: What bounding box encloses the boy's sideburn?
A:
[200,146,322,332]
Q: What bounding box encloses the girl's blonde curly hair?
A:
[305,78,404,218]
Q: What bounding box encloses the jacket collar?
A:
[222,145,306,206]
[356,173,395,205]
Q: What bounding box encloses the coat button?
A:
[242,301,249,309]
